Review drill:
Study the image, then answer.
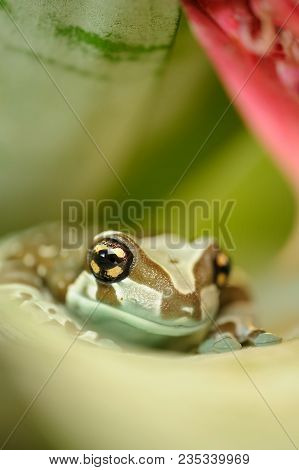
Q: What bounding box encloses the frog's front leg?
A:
[198,285,282,354]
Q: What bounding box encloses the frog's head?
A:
[67,231,231,335]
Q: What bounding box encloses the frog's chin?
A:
[66,272,217,337]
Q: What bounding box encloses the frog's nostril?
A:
[164,287,173,298]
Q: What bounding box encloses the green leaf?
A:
[0,0,180,232]
[0,0,180,78]
[1,295,298,449]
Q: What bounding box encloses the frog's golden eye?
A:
[88,238,134,283]
[213,251,231,287]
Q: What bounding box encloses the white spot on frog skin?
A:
[23,253,36,267]
[38,245,58,258]
[58,280,66,290]
[182,306,194,315]
[200,284,219,320]
[113,278,162,316]
[37,264,47,277]
[85,274,98,300]
[79,330,99,343]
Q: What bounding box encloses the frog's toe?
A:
[247,330,282,347]
[198,332,242,354]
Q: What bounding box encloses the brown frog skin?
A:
[0,225,281,352]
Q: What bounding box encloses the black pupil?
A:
[96,248,121,269]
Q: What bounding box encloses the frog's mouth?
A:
[66,272,214,337]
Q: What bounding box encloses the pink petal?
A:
[183,0,299,188]
[251,0,299,37]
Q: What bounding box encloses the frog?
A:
[0,224,281,353]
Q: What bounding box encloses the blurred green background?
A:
[0,0,295,272]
